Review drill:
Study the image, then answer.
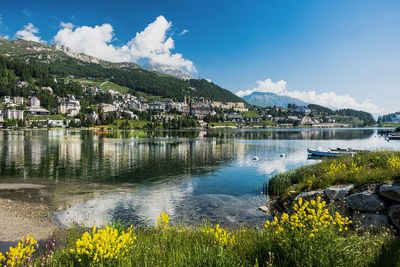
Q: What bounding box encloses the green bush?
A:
[268,151,400,196]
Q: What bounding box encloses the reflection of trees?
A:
[205,129,375,140]
[0,129,375,183]
[0,130,238,182]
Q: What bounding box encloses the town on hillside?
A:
[0,82,374,129]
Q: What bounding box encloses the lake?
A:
[0,128,399,228]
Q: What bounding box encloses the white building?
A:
[58,97,81,117]
[29,97,41,108]
[99,103,117,113]
[13,97,24,105]
[4,109,24,121]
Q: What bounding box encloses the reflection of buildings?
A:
[0,129,380,182]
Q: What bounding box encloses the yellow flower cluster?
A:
[349,162,362,174]
[70,226,136,264]
[155,211,170,230]
[265,196,352,237]
[202,224,236,247]
[326,162,347,176]
[388,156,400,169]
[0,234,37,267]
[0,253,5,264]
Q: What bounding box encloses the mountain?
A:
[242,91,308,108]
[0,39,243,102]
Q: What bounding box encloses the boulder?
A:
[389,204,400,229]
[379,184,400,202]
[346,191,386,212]
[353,212,389,229]
[258,205,269,213]
[295,190,324,201]
[324,184,354,201]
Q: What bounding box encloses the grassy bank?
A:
[0,204,396,266]
[268,151,400,197]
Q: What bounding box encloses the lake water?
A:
[0,128,399,228]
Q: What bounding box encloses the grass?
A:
[2,201,395,267]
[66,78,131,94]
[268,151,400,197]
[241,111,261,118]
[382,122,400,127]
[26,114,65,121]
[209,121,237,127]
[114,119,149,129]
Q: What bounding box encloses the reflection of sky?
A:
[3,129,400,227]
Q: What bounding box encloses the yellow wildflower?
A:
[155,211,170,230]
[202,224,236,247]
[265,196,352,237]
[388,156,400,169]
[70,226,136,264]
[4,234,37,267]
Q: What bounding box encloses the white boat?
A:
[252,156,259,161]
[307,148,355,158]
[389,133,400,140]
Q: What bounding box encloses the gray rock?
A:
[324,184,354,201]
[346,191,386,212]
[258,205,269,213]
[353,212,389,229]
[379,184,400,202]
[295,190,324,201]
[389,204,400,228]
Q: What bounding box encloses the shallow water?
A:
[0,128,399,227]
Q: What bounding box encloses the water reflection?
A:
[0,128,399,227]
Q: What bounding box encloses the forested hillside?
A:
[308,104,375,126]
[0,39,243,102]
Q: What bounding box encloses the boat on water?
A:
[389,133,400,140]
[307,148,356,158]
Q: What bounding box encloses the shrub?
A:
[268,151,400,196]
[69,226,136,265]
[0,234,38,266]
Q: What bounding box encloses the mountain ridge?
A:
[242,91,308,108]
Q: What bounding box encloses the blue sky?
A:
[0,0,399,114]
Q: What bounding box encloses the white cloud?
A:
[59,22,74,29]
[53,15,195,76]
[15,23,44,43]
[179,29,189,36]
[285,90,385,114]
[236,78,384,114]
[54,23,131,62]
[236,78,287,97]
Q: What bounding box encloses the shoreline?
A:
[0,184,58,252]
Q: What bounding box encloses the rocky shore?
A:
[0,183,58,252]
[268,182,400,231]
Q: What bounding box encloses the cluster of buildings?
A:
[0,81,352,128]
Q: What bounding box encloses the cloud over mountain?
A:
[15,23,43,43]
[53,16,195,76]
[236,78,384,114]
